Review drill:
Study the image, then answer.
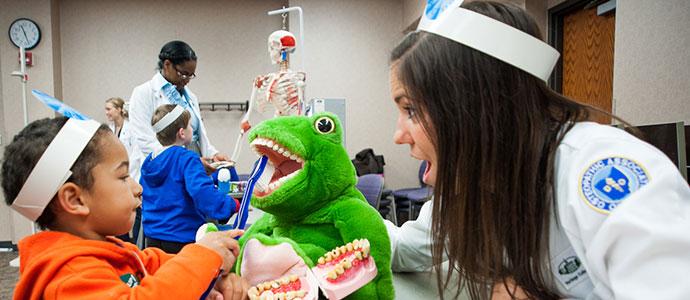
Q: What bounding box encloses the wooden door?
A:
[562,6,615,124]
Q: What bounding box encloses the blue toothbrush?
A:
[199,155,268,300]
[232,155,268,230]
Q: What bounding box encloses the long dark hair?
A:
[391,2,592,299]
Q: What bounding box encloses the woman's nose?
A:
[393,127,409,145]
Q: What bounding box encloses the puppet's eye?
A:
[314,117,335,134]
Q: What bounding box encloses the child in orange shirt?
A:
[2,117,248,299]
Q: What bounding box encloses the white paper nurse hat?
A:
[417,0,559,82]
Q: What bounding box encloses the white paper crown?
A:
[152,105,185,133]
[11,118,101,221]
[417,0,559,82]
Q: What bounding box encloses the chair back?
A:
[356,174,385,209]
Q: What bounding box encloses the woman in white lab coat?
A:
[129,40,228,175]
[105,97,140,180]
[387,1,690,299]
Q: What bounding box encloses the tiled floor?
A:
[0,252,19,299]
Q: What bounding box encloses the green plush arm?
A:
[329,197,395,300]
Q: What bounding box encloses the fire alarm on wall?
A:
[18,51,33,66]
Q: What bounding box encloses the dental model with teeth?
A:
[236,113,394,299]
[311,239,378,300]
[248,275,307,300]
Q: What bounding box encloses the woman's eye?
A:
[403,106,416,119]
[120,175,130,181]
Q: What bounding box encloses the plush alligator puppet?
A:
[235,112,394,299]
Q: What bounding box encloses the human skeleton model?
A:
[231,30,306,162]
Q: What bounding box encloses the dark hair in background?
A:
[152,104,191,146]
[157,40,197,69]
[390,1,597,299]
[2,117,111,229]
[105,97,128,119]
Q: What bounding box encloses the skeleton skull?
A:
[268,30,296,65]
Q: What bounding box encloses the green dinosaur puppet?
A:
[235,112,394,299]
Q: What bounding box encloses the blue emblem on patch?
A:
[425,0,455,20]
[580,157,649,213]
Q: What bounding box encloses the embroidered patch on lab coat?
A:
[580,157,649,213]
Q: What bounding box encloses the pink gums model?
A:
[311,239,378,300]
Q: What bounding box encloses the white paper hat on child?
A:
[11,118,101,221]
[11,90,101,221]
[417,0,560,82]
[152,105,185,133]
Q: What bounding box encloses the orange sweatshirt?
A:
[13,231,223,299]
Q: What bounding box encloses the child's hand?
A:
[211,273,249,300]
[197,230,243,274]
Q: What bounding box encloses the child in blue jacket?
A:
[141,104,239,253]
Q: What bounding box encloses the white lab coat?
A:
[108,119,141,182]
[128,73,218,174]
[386,122,690,298]
[384,200,435,272]
[553,122,690,299]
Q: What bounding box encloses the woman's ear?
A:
[55,182,90,217]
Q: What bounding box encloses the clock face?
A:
[9,18,41,50]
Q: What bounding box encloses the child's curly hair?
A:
[2,117,111,229]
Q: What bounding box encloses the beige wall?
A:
[612,0,690,125]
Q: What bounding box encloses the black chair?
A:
[356,174,397,225]
[393,161,432,224]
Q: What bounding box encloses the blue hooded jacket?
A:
[140,146,238,243]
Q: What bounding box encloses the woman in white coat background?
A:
[129,40,229,176]
[105,97,140,181]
